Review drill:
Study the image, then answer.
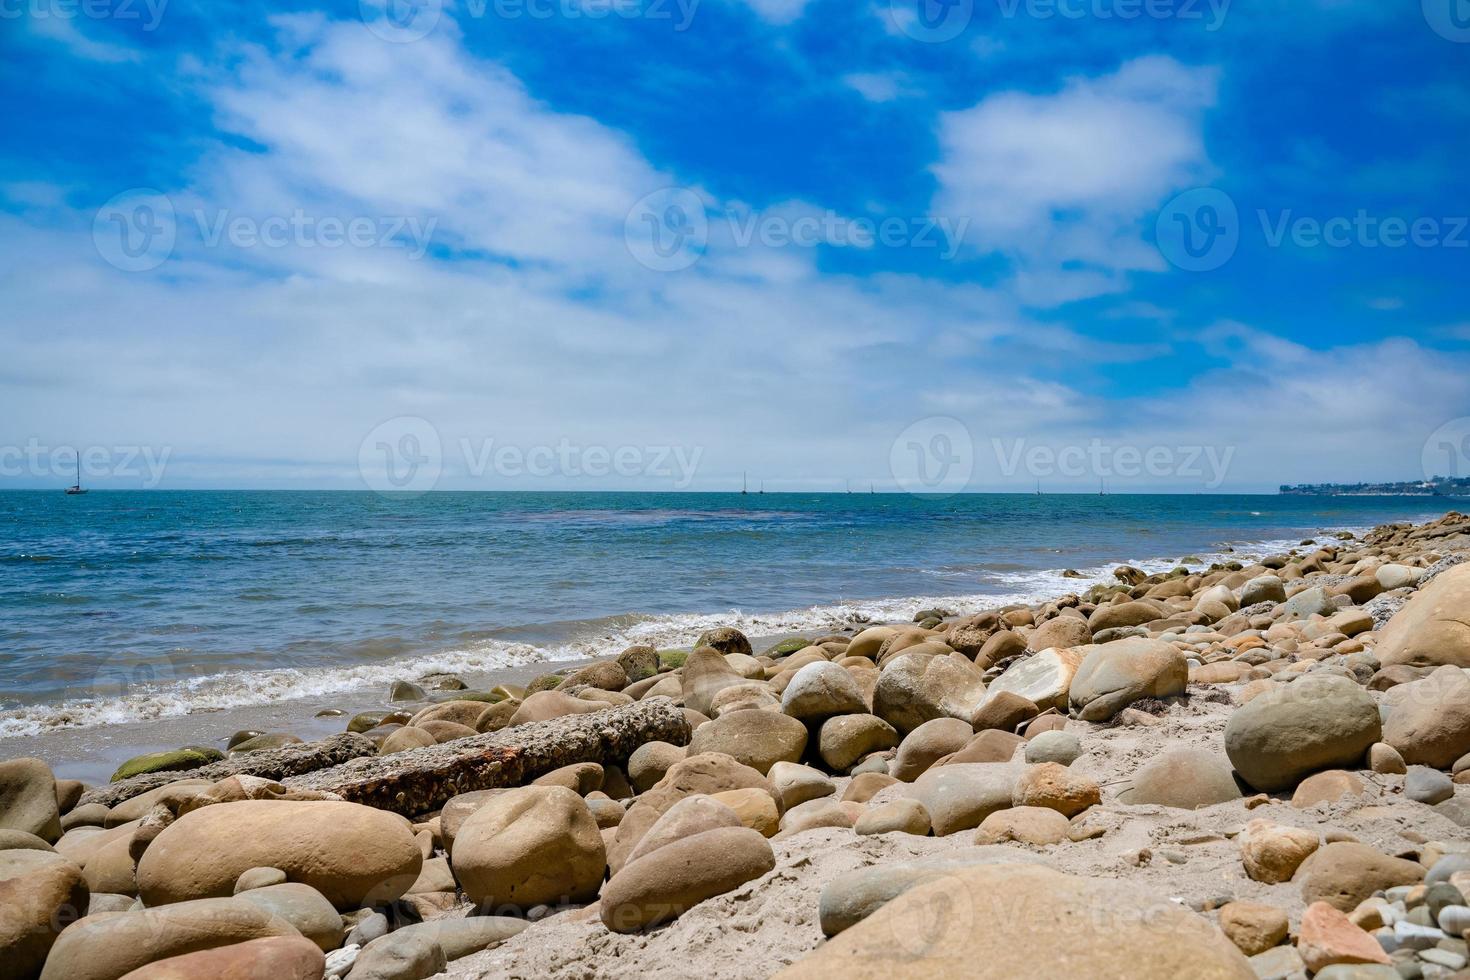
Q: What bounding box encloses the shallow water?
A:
[0,490,1444,749]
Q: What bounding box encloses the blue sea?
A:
[0,490,1447,737]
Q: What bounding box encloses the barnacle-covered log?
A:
[283,697,691,816]
[80,733,378,808]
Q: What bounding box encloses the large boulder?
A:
[1382,665,1470,768]
[0,757,61,843]
[1068,638,1188,721]
[681,647,748,717]
[39,898,301,980]
[616,645,660,683]
[687,709,807,775]
[818,714,899,772]
[1118,748,1243,809]
[136,801,422,910]
[1375,563,1470,667]
[606,753,769,874]
[627,795,742,864]
[890,718,974,782]
[600,826,774,933]
[1029,616,1092,652]
[780,864,1254,979]
[0,850,88,978]
[1087,600,1165,633]
[1297,841,1425,912]
[781,662,866,720]
[1223,675,1381,791]
[116,936,324,980]
[981,647,1084,712]
[873,652,987,735]
[110,747,225,783]
[1239,575,1287,606]
[505,691,608,727]
[451,786,605,910]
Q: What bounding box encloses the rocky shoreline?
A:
[5,511,1470,979]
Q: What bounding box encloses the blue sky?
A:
[2,0,1468,492]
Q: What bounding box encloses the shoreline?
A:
[0,523,1389,781]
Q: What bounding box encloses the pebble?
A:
[1437,904,1470,935]
[1393,921,1447,951]
[1418,947,1466,969]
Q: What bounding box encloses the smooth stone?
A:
[348,932,446,980]
[233,882,345,951]
[1406,766,1455,805]
[854,799,930,836]
[600,826,775,933]
[1224,674,1382,792]
[1068,637,1189,721]
[233,866,287,893]
[0,757,61,843]
[452,785,605,911]
[1119,748,1244,809]
[116,936,325,980]
[1023,730,1081,766]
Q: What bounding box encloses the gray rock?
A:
[378,917,528,962]
[1428,855,1470,885]
[1024,730,1081,766]
[1312,966,1400,980]
[389,681,427,702]
[1117,747,1243,809]
[1407,766,1455,805]
[1392,920,1445,950]
[909,763,1020,836]
[1223,674,1381,792]
[1283,587,1335,620]
[1434,796,1470,828]
[345,910,390,947]
[352,932,447,980]
[1067,637,1188,721]
[233,882,344,952]
[1248,944,1306,980]
[816,849,1046,936]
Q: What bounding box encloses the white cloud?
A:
[934,56,1218,301]
[25,16,141,63]
[842,71,915,103]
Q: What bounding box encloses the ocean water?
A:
[0,490,1445,737]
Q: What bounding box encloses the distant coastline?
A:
[1280,477,1470,497]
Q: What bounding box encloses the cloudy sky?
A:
[2,0,1468,492]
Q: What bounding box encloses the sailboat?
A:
[1099,478,1108,496]
[759,481,764,495]
[740,472,748,496]
[65,453,87,495]
[1035,479,1042,496]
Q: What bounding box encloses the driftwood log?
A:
[284,697,691,816]
[80,733,377,808]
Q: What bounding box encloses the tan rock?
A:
[1068,638,1189,721]
[1217,901,1288,956]
[1011,762,1100,817]
[601,827,774,933]
[843,772,899,804]
[973,806,1070,845]
[1297,841,1426,911]
[818,714,899,772]
[873,652,987,735]
[1375,563,1470,667]
[1117,748,1243,809]
[0,851,88,978]
[776,864,1254,979]
[1289,770,1365,809]
[687,710,808,775]
[710,788,780,837]
[136,800,421,910]
[627,794,742,864]
[1239,819,1319,884]
[39,898,301,980]
[854,800,930,836]
[452,786,605,910]
[115,936,324,980]
[891,718,974,782]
